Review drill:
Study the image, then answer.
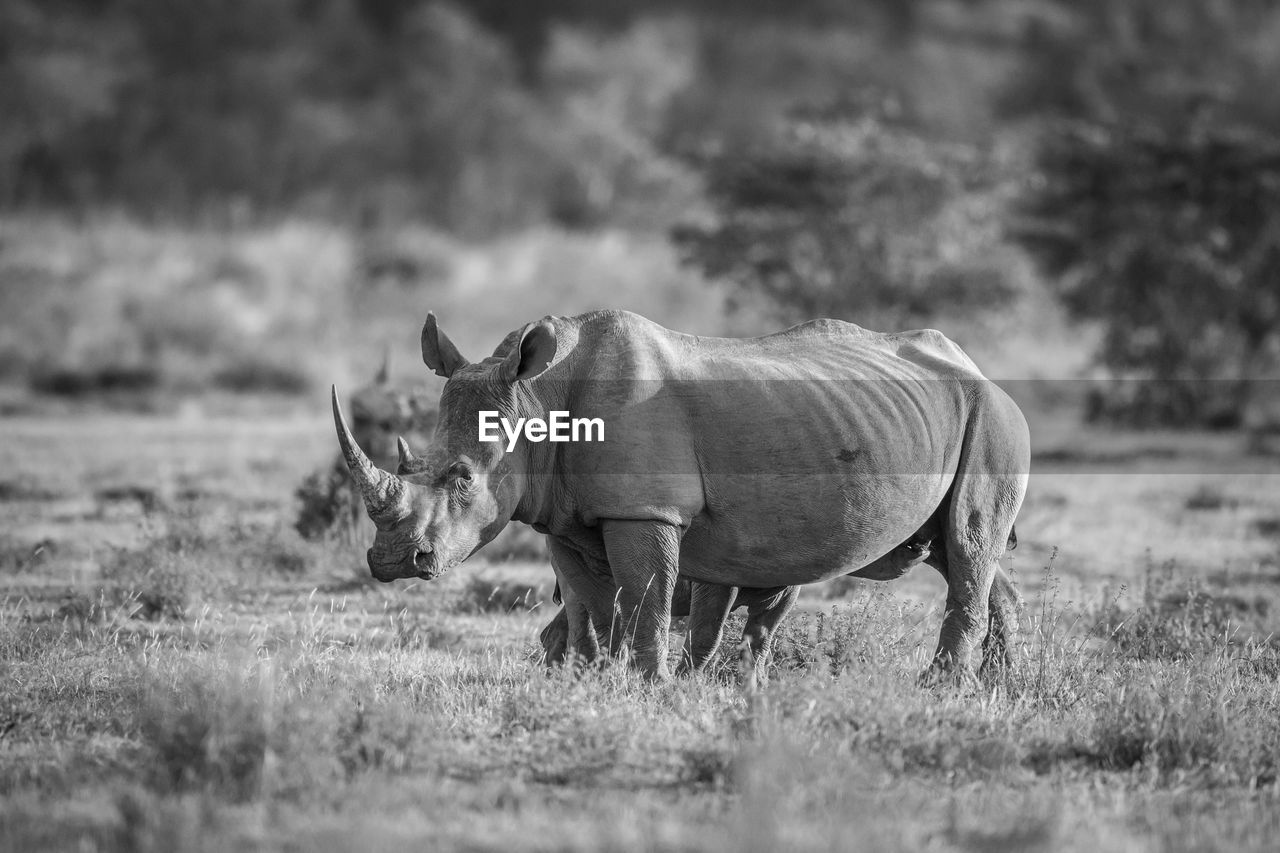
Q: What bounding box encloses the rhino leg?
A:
[925,553,1021,682]
[538,606,570,665]
[547,538,614,664]
[923,389,1029,684]
[601,519,682,681]
[677,583,737,675]
[978,566,1021,678]
[740,586,798,678]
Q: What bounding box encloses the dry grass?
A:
[4,394,1280,851]
[2,306,1280,850]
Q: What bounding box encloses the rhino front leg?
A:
[538,606,570,665]
[601,519,681,681]
[676,583,737,675]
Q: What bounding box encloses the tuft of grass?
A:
[1088,657,1280,785]
[0,478,61,502]
[335,700,415,781]
[1184,485,1238,511]
[138,671,272,802]
[457,576,553,614]
[1092,560,1238,661]
[0,536,58,574]
[293,462,363,544]
[211,359,311,395]
[98,512,332,620]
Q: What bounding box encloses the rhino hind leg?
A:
[978,568,1021,679]
[923,546,1021,681]
[924,389,1030,684]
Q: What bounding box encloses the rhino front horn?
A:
[331,385,407,522]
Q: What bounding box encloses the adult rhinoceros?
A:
[333,310,1029,682]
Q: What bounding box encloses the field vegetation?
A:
[4,414,1280,851]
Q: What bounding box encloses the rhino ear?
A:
[374,346,391,386]
[421,312,469,379]
[500,320,557,384]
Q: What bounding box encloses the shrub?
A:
[211,359,310,395]
[138,672,271,802]
[1092,564,1237,661]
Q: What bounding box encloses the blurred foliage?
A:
[672,96,1019,329]
[0,0,696,232]
[1014,122,1280,427]
[5,0,1280,426]
[1006,0,1280,426]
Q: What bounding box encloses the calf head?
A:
[333,312,557,583]
[347,348,438,471]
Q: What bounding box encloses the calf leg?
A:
[601,520,682,681]
[677,583,737,675]
[547,538,616,661]
[741,586,798,677]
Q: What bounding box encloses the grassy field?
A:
[4,407,1280,852]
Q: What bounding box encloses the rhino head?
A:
[333,312,558,583]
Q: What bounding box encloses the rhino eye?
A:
[449,463,474,485]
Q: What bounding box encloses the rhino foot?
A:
[916,656,979,691]
[538,608,570,666]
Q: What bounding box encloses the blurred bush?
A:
[6,0,1280,427]
[0,1,701,235]
[1007,0,1280,427]
[1014,122,1280,428]
[673,95,1023,332]
[0,218,352,398]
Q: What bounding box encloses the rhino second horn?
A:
[397,436,416,467]
[375,346,391,386]
[331,385,407,520]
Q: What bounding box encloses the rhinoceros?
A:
[333,309,1029,682]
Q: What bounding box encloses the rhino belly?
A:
[676,471,952,588]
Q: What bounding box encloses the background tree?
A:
[672,94,1019,331]
[1006,0,1280,426]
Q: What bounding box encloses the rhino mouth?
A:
[414,547,442,580]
